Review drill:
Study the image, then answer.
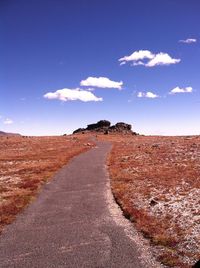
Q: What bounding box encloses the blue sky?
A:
[1,0,200,135]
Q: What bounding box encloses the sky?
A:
[1,0,200,135]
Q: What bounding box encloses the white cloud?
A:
[169,86,193,94]
[132,60,145,66]
[179,38,197,44]
[80,77,123,89]
[119,50,180,67]
[146,53,180,67]
[119,61,126,66]
[84,88,95,91]
[119,50,154,62]
[44,88,103,102]
[4,118,13,125]
[137,92,144,98]
[137,91,159,98]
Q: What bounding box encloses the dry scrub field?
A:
[0,135,93,233]
[1,133,199,267]
[101,134,200,267]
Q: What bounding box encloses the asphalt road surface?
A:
[0,141,157,268]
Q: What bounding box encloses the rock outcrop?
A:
[109,122,132,132]
[87,120,111,131]
[73,120,137,135]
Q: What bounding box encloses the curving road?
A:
[0,141,158,268]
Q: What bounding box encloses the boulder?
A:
[87,120,111,131]
[73,128,85,134]
[110,122,132,132]
[116,122,132,130]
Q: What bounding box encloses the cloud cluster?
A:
[80,76,123,89]
[137,91,159,98]
[43,42,195,105]
[44,88,102,102]
[179,38,197,44]
[137,86,193,99]
[169,86,193,94]
[44,77,124,103]
[119,50,180,67]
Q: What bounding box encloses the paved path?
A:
[0,142,154,268]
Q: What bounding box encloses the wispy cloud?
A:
[119,61,126,66]
[179,38,197,44]
[80,77,123,89]
[4,118,14,125]
[137,91,159,98]
[44,88,103,102]
[169,86,193,94]
[119,50,180,67]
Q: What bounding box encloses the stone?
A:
[110,122,132,133]
[73,128,86,134]
[87,120,111,130]
[150,199,158,206]
[192,260,200,268]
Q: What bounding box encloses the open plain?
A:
[98,134,200,267]
[0,134,199,267]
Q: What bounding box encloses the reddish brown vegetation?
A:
[1,132,199,267]
[0,135,93,233]
[99,134,200,267]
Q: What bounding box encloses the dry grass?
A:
[0,135,93,233]
[1,132,199,267]
[98,134,200,267]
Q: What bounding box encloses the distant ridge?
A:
[0,131,20,136]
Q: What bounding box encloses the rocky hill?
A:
[73,120,137,135]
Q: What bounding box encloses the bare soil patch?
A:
[0,135,93,233]
[98,134,200,267]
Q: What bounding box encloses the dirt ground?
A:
[0,135,93,233]
[98,134,200,267]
